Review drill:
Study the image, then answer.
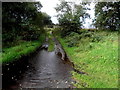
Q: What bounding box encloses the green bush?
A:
[91,35,103,42]
[65,32,80,47]
[65,31,104,47]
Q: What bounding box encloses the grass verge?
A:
[58,30,118,88]
[48,38,54,52]
[47,30,54,52]
[1,34,45,64]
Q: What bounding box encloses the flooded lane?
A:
[14,48,73,88]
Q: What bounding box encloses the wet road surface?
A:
[11,43,73,88]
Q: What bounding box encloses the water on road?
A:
[11,46,73,88]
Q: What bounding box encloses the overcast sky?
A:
[36,0,95,28]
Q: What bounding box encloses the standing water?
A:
[8,42,73,88]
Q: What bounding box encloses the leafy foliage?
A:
[94,2,120,31]
[55,0,89,37]
[64,30,103,47]
[42,12,53,25]
[2,2,52,47]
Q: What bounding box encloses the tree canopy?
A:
[2,2,52,47]
[55,0,90,37]
[94,2,120,31]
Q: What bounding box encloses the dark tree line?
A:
[2,2,52,47]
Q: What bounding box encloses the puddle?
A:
[8,48,73,88]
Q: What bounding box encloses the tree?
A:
[94,2,120,31]
[2,2,53,47]
[42,12,53,25]
[55,0,89,37]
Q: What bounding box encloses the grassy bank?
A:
[58,30,118,88]
[1,34,45,64]
[46,28,55,52]
[48,38,54,52]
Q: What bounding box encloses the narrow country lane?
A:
[9,38,73,89]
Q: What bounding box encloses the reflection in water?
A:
[14,49,73,88]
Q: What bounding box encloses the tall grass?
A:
[59,31,118,88]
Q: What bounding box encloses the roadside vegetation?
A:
[58,30,118,88]
[1,34,45,64]
[45,28,55,52]
[2,2,52,64]
[48,38,54,52]
[54,1,119,88]
[2,1,119,88]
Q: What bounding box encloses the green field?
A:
[59,30,118,88]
